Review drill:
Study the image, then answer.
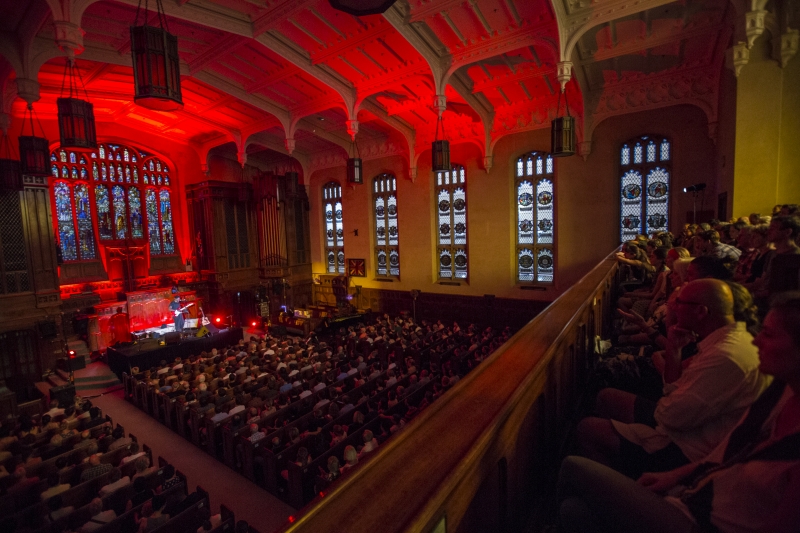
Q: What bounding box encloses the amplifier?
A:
[50,384,76,407]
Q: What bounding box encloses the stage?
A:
[106,327,243,378]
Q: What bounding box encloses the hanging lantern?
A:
[130,1,183,111]
[329,0,398,16]
[551,87,576,157]
[347,136,363,185]
[0,130,22,191]
[57,59,97,148]
[432,115,450,171]
[18,104,50,177]
[285,171,300,194]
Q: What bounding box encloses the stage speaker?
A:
[196,326,210,338]
[50,384,76,407]
[67,355,86,371]
[164,332,182,345]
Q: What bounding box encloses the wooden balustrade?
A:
[279,250,619,533]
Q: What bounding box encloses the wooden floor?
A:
[90,388,296,533]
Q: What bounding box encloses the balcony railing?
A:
[279,250,619,533]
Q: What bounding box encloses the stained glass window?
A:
[95,185,112,240]
[129,188,143,239]
[54,182,96,261]
[159,190,175,254]
[50,143,176,261]
[435,165,467,280]
[374,174,399,277]
[515,151,555,283]
[323,182,345,274]
[146,189,161,255]
[620,136,671,241]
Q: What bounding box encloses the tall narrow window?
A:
[323,181,345,274]
[54,181,96,261]
[619,136,671,241]
[435,165,467,280]
[515,151,555,283]
[373,174,399,277]
[145,189,161,255]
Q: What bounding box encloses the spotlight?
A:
[251,321,257,327]
[68,350,76,359]
[215,317,221,323]
[683,183,706,193]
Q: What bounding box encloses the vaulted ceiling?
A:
[0,0,746,178]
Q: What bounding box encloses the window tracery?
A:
[515,151,555,283]
[50,143,176,262]
[322,182,345,274]
[620,136,671,241]
[435,165,468,280]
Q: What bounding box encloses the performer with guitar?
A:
[169,294,194,333]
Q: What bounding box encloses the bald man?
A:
[578,279,771,478]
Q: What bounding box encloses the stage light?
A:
[215,317,221,323]
[684,183,706,193]
[251,321,257,327]
[68,350,76,358]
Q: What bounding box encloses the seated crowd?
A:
[556,205,800,532]
[125,313,512,507]
[0,399,249,533]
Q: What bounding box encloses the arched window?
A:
[620,136,671,241]
[322,181,344,274]
[373,174,399,277]
[515,151,555,283]
[435,164,468,280]
[50,143,176,262]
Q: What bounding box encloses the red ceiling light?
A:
[57,59,97,149]
[18,104,50,177]
[130,0,183,111]
[329,0,398,16]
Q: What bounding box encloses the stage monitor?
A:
[164,332,181,345]
[50,384,76,407]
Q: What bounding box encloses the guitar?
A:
[173,302,195,317]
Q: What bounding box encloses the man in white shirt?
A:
[577,279,771,477]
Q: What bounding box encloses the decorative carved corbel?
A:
[731,42,750,77]
[781,29,799,67]
[557,61,573,91]
[745,10,768,48]
[579,141,592,160]
[433,94,446,118]
[284,138,296,154]
[346,120,359,140]
[482,156,493,174]
[409,167,417,182]
[15,78,40,104]
[53,20,85,58]
[707,122,719,144]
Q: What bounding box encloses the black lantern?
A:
[0,131,22,191]
[57,59,97,148]
[285,171,299,194]
[432,115,450,171]
[551,87,576,157]
[347,136,362,185]
[130,1,183,111]
[329,0,398,16]
[18,105,50,177]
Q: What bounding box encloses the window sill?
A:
[375,278,395,282]
[518,285,549,291]
[438,281,462,286]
